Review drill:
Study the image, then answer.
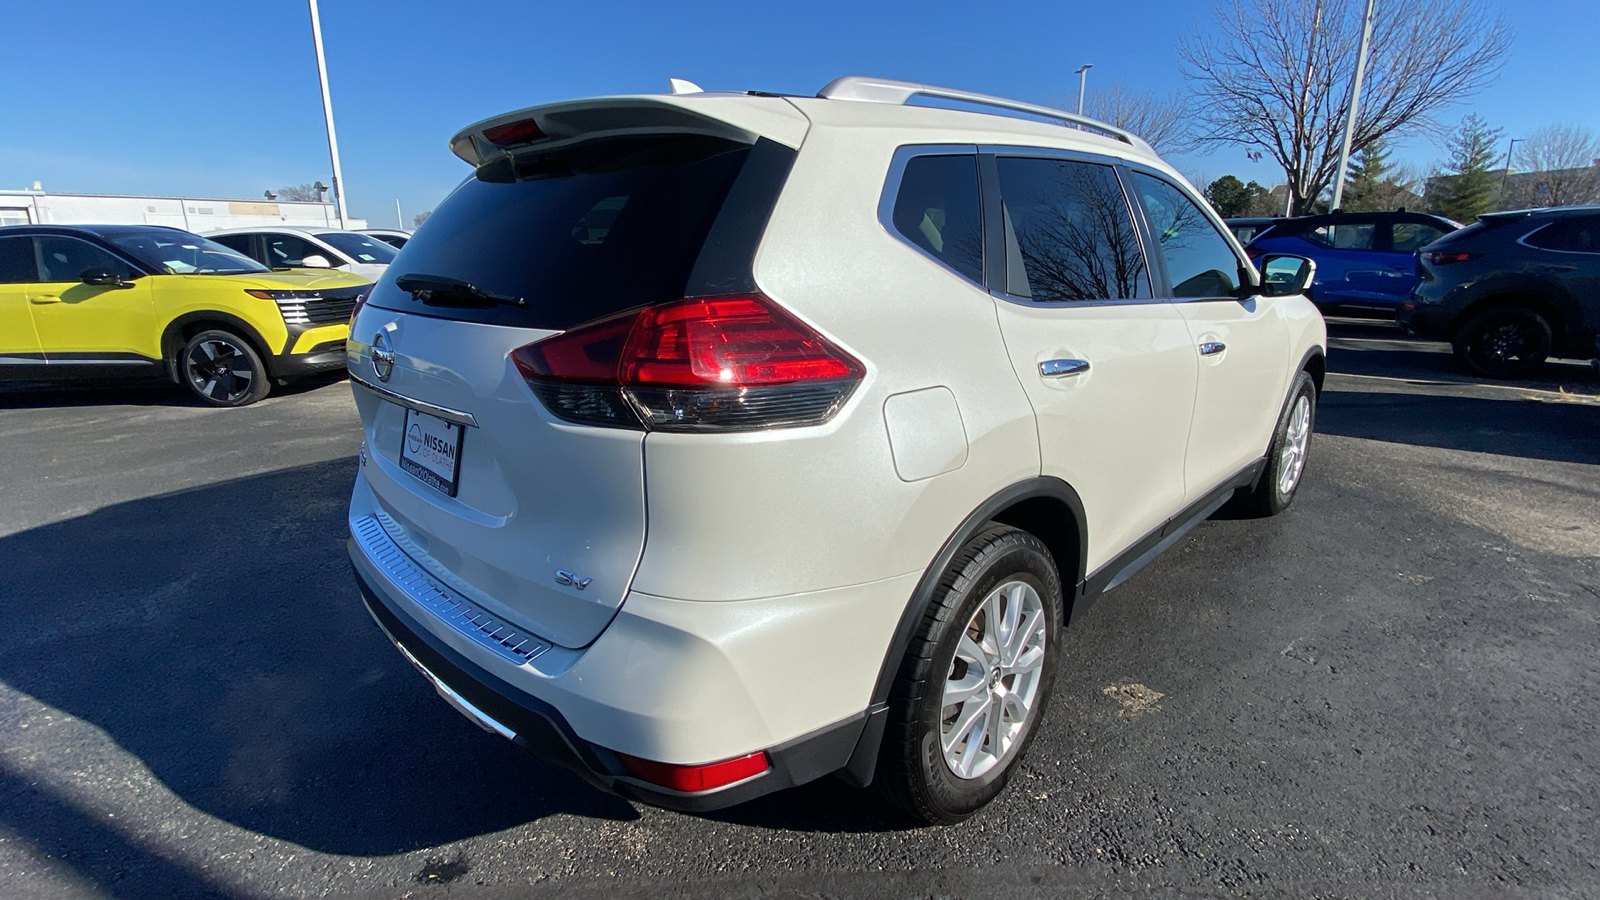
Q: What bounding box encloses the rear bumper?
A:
[352,563,867,811]
[344,469,907,809]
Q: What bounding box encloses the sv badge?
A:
[554,569,592,591]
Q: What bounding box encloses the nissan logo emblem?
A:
[371,331,395,382]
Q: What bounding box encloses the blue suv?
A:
[1245,211,1458,317]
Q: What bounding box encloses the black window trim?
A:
[973,144,1166,308]
[1518,217,1600,256]
[877,144,987,291]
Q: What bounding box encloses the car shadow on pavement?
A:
[1317,389,1600,466]
[0,373,349,409]
[0,458,638,862]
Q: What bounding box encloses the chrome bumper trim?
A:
[349,374,478,427]
[351,515,551,666]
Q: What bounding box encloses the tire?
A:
[876,524,1063,825]
[180,329,270,407]
[1230,370,1316,518]
[1451,305,1552,379]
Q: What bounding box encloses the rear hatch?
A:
[350,98,802,648]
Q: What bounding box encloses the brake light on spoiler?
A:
[512,294,865,433]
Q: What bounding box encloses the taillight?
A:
[615,750,770,793]
[511,293,865,433]
[1422,251,1479,265]
[1245,246,1265,260]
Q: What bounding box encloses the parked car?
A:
[1399,206,1600,378]
[208,226,397,280]
[1224,216,1282,244]
[1245,210,1458,317]
[0,224,370,405]
[344,76,1326,824]
[361,229,412,249]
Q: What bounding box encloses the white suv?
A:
[344,77,1326,824]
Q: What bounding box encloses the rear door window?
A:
[0,236,36,282]
[996,157,1150,301]
[1392,222,1448,253]
[1131,173,1242,298]
[366,133,761,330]
[1304,222,1376,250]
[890,154,984,283]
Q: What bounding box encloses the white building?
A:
[0,188,368,232]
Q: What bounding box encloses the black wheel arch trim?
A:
[840,477,1088,788]
[160,312,278,382]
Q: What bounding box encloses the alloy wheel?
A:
[186,338,255,404]
[940,579,1048,780]
[1277,394,1311,496]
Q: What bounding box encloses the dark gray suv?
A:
[1401,206,1600,377]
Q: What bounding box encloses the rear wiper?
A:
[394,273,526,309]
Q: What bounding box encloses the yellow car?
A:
[0,224,372,406]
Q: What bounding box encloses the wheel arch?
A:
[839,477,1087,787]
[1451,290,1571,348]
[160,313,277,382]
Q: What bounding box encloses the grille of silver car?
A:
[352,514,552,666]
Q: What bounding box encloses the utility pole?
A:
[308,0,348,229]
[1329,0,1376,213]
[1074,64,1093,116]
[396,199,404,230]
[1499,137,1523,199]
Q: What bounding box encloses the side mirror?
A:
[1257,254,1316,299]
[80,268,135,289]
[300,254,333,269]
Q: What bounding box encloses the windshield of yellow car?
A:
[106,232,271,276]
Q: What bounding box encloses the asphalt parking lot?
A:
[1,324,1596,900]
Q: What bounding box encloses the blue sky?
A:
[2,1,1593,226]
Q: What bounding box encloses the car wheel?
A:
[1452,306,1552,379]
[1231,370,1316,518]
[877,524,1062,825]
[180,330,270,407]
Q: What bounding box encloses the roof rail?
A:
[816,76,1152,153]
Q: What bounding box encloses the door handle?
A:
[29,294,61,304]
[1039,358,1090,378]
[1199,341,1226,356]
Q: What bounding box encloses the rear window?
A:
[367,133,757,330]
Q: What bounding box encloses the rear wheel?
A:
[180,330,270,407]
[876,524,1062,825]
[1452,305,1552,378]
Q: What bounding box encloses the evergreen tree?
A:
[1343,139,1392,211]
[1433,114,1503,220]
[1205,175,1252,217]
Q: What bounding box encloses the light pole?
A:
[1329,0,1376,213]
[1500,137,1523,200]
[1074,64,1093,116]
[308,0,348,229]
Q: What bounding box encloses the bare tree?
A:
[1076,81,1197,155]
[1511,124,1600,207]
[272,183,325,202]
[1179,0,1511,215]
[413,211,432,228]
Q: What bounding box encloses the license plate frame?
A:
[398,407,465,498]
